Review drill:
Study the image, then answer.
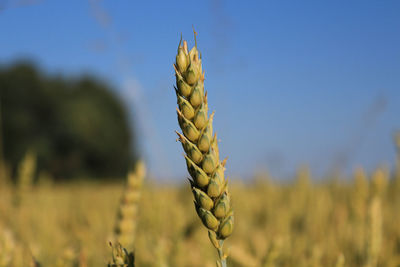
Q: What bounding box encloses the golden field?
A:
[1,167,400,267]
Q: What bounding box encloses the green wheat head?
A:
[173,30,234,266]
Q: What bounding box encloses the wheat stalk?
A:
[173,30,234,267]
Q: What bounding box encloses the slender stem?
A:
[217,240,227,267]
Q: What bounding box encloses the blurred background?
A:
[1,1,400,266]
[1,0,399,182]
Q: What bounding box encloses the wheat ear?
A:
[173,30,234,267]
[114,160,146,252]
[108,242,135,267]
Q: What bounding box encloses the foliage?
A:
[0,62,136,180]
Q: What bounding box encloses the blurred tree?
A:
[0,61,136,180]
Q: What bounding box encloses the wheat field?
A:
[1,165,400,267]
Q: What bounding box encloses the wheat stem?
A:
[217,240,227,267]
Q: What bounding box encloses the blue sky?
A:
[1,0,399,180]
